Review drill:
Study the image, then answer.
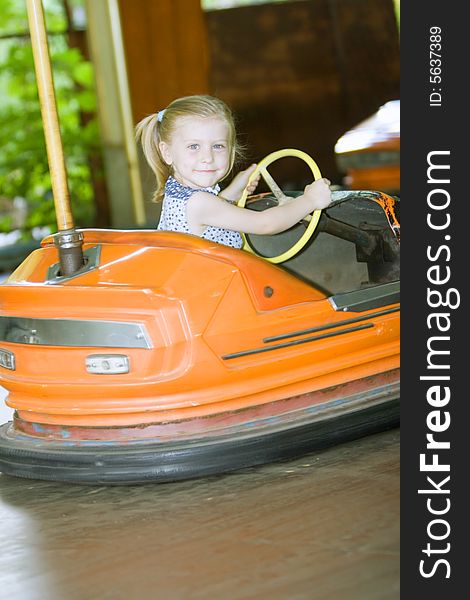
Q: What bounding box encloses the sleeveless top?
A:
[157,176,244,249]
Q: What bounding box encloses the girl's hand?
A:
[243,164,261,195]
[223,164,260,202]
[303,178,332,210]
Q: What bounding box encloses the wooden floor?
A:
[0,418,399,600]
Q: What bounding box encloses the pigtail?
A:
[135,113,171,203]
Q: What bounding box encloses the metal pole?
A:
[26,0,84,275]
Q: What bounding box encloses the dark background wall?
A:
[119,0,399,192]
[118,0,211,113]
[205,0,399,186]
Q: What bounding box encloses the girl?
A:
[135,95,331,249]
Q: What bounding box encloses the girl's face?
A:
[159,116,231,189]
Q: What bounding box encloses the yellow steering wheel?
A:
[237,149,323,263]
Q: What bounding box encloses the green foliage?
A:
[0,0,100,236]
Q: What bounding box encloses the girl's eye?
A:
[188,144,199,150]
[213,144,226,150]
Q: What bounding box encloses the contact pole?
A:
[26,0,84,275]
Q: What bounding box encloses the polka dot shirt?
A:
[157,176,244,249]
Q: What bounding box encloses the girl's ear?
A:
[159,141,172,166]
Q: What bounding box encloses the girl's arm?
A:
[187,178,332,236]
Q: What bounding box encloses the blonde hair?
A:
[135,95,243,203]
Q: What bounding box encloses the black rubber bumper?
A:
[0,400,399,485]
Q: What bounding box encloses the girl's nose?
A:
[200,148,214,163]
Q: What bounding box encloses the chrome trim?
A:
[0,317,151,348]
[223,323,374,360]
[53,229,84,249]
[46,245,101,283]
[0,348,15,370]
[86,354,130,374]
[263,306,399,343]
[329,281,400,312]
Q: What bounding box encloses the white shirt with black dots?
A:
[157,176,244,249]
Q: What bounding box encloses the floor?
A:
[0,382,399,600]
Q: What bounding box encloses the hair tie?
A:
[156,109,166,123]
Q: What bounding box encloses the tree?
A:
[0,0,102,238]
